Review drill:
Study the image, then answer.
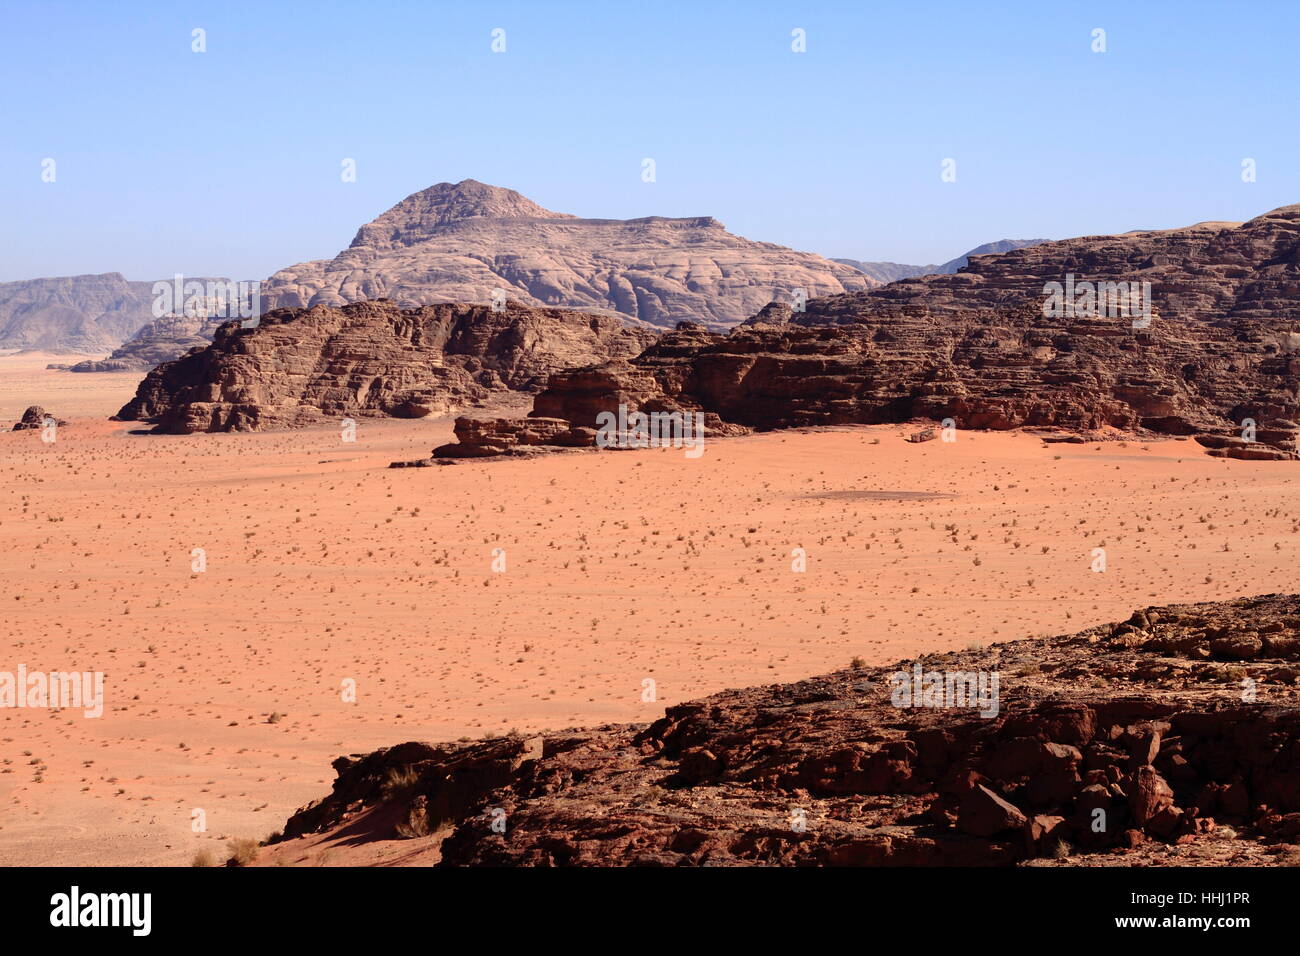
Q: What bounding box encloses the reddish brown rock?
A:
[1025,814,1069,854]
[427,204,1300,459]
[270,593,1300,867]
[792,204,1300,332]
[436,272,1300,457]
[115,299,656,433]
[1129,766,1176,826]
[11,406,65,430]
[432,416,596,458]
[958,785,1028,837]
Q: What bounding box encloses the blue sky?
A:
[2,0,1297,282]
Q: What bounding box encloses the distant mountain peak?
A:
[265,181,875,328]
[834,239,1049,285]
[349,180,575,250]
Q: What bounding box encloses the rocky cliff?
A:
[429,205,1300,460]
[271,593,1300,866]
[259,180,875,329]
[115,299,658,433]
[429,308,1300,460]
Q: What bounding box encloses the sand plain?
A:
[2,358,1298,865]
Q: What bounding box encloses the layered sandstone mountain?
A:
[270,593,1300,866]
[259,180,875,329]
[0,273,234,353]
[115,299,657,433]
[803,206,1300,326]
[66,313,222,373]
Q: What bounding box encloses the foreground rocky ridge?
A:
[260,179,876,329]
[271,594,1300,866]
[116,299,656,432]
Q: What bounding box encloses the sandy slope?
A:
[2,362,1300,866]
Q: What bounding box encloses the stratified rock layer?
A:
[116,300,657,433]
[425,206,1300,459]
[260,179,875,329]
[431,300,1300,457]
[274,594,1300,866]
[799,205,1300,328]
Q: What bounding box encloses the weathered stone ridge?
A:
[115,299,657,433]
[797,205,1300,328]
[424,205,1300,459]
[430,302,1300,457]
[274,594,1300,866]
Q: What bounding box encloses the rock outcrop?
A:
[429,409,748,459]
[115,299,658,433]
[426,205,1300,459]
[259,180,875,329]
[429,299,1300,457]
[65,314,222,373]
[1195,419,1300,461]
[803,206,1300,328]
[10,406,66,430]
[272,593,1300,866]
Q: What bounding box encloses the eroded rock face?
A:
[115,299,657,433]
[410,205,1300,459]
[431,295,1300,456]
[432,417,597,458]
[273,593,1300,866]
[1195,421,1300,460]
[259,180,876,329]
[798,205,1300,329]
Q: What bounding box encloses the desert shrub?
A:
[226,837,260,866]
[382,765,421,799]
